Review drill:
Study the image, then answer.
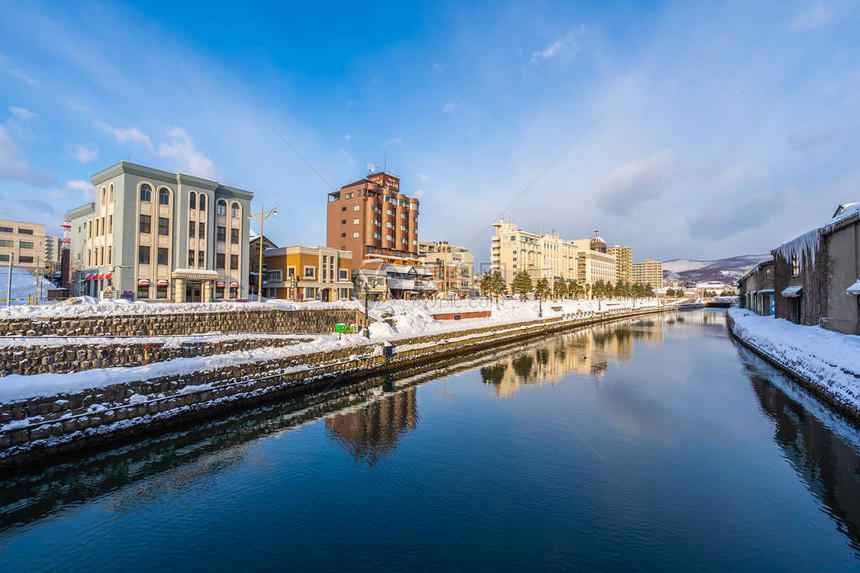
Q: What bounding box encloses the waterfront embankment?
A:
[0,302,669,469]
[727,307,860,423]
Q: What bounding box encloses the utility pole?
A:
[5,253,12,307]
[34,255,40,304]
[249,205,277,301]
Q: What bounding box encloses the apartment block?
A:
[418,240,475,296]
[0,220,46,269]
[607,245,632,284]
[263,246,353,302]
[326,171,419,266]
[572,234,617,287]
[491,219,579,287]
[632,259,663,288]
[69,161,253,302]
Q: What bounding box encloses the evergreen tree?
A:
[535,278,551,299]
[512,271,533,299]
[568,279,579,299]
[553,278,569,299]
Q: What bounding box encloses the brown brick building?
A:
[326,172,419,266]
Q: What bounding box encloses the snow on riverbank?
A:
[728,308,860,416]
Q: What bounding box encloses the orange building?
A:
[263,246,353,302]
[326,171,419,266]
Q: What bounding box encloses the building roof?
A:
[773,202,860,266]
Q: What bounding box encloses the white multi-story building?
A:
[572,233,617,287]
[0,220,46,270]
[491,219,580,289]
[632,259,663,289]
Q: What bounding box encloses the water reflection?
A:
[479,317,667,397]
[325,388,418,466]
[739,345,860,557]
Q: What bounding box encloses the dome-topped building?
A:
[590,230,607,254]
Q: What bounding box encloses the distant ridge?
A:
[662,254,770,283]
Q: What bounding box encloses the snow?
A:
[774,202,860,269]
[846,280,860,295]
[728,308,860,416]
[0,267,55,303]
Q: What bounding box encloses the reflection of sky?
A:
[2,310,859,570]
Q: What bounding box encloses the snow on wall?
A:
[773,203,860,268]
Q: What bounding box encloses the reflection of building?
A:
[69,161,253,302]
[325,388,418,465]
[748,359,860,554]
[326,170,420,266]
[263,245,353,301]
[490,218,580,288]
[607,245,633,284]
[418,240,474,297]
[0,219,46,269]
[632,259,663,288]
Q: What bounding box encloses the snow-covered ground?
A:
[0,297,665,404]
[728,308,860,417]
[0,267,55,303]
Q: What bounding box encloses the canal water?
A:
[1,310,859,572]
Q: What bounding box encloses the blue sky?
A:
[1,0,858,264]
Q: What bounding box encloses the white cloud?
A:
[343,133,351,141]
[66,179,92,192]
[9,107,37,120]
[66,143,99,163]
[414,189,426,198]
[598,150,674,214]
[418,172,429,182]
[157,127,216,179]
[95,121,153,150]
[0,123,54,185]
[790,3,833,30]
[441,101,455,113]
[528,26,586,66]
[433,62,447,72]
[387,137,403,145]
[340,147,355,165]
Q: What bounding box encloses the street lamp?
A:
[250,205,277,301]
[356,274,380,338]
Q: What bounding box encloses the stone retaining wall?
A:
[0,336,309,377]
[0,307,667,469]
[0,308,367,338]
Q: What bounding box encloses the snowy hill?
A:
[662,254,770,284]
[1,267,56,303]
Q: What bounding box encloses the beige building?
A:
[0,220,46,269]
[632,259,663,288]
[263,246,353,302]
[572,234,616,287]
[418,240,474,296]
[607,245,632,284]
[490,219,579,288]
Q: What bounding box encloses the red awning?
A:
[229,282,239,288]
[95,273,104,280]
[138,279,151,286]
[156,279,169,286]
[216,281,225,288]
[106,272,112,280]
[83,273,92,280]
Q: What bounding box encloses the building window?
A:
[189,221,196,238]
[0,239,12,248]
[287,267,296,278]
[18,256,34,263]
[138,246,150,264]
[188,250,195,267]
[17,228,33,235]
[199,223,205,239]
[341,206,346,212]
[230,254,238,270]
[157,217,169,236]
[0,226,12,233]
[199,194,206,210]
[108,215,113,233]
[216,200,227,216]
[305,287,315,299]
[341,220,346,225]
[229,286,238,298]
[198,250,205,267]
[139,214,151,234]
[231,228,239,244]
[304,266,315,279]
[341,233,346,238]
[353,205,359,211]
[339,288,350,299]
[19,241,34,249]
[216,253,225,269]
[268,270,282,281]
[137,285,149,299]
[339,269,348,280]
[217,226,226,242]
[156,285,168,299]
[215,286,224,299]
[108,246,112,264]
[0,254,8,262]
[140,184,152,202]
[353,219,359,225]
[231,202,240,218]
[791,254,800,276]
[159,188,170,205]
[157,248,168,265]
[190,191,196,209]
[353,232,360,238]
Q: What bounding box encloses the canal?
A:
[1,310,859,571]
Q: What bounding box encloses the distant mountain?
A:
[662,254,770,284]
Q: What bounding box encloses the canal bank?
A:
[0,305,671,470]
[727,308,860,424]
